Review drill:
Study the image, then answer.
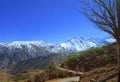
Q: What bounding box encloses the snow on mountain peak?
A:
[105,37,116,43]
[8,41,43,48]
[0,36,116,53]
[58,37,97,52]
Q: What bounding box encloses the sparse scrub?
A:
[25,66,75,82]
[93,68,106,74]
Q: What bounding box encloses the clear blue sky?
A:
[0,0,110,43]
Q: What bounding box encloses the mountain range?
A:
[0,36,116,74]
[0,36,116,53]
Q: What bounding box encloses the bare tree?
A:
[79,0,120,81]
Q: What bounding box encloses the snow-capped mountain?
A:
[104,37,116,44]
[46,37,97,52]
[0,36,116,53]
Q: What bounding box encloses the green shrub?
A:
[104,54,111,62]
[93,68,106,74]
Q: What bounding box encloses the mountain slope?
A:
[8,53,66,74]
[0,44,50,68]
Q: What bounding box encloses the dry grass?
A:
[0,69,44,82]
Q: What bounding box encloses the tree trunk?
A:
[117,40,120,82]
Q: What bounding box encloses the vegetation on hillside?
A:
[11,66,80,82]
[61,43,117,72]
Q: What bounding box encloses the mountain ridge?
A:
[0,36,116,53]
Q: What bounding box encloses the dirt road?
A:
[46,76,80,82]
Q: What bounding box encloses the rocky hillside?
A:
[0,44,50,68]
[7,53,67,74]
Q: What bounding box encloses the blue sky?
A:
[0,0,110,43]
